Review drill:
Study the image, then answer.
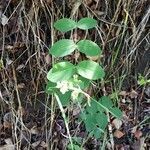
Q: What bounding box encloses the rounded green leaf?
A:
[76,60,105,80]
[77,18,97,30]
[47,62,75,82]
[54,18,77,32]
[77,40,101,56]
[50,39,77,57]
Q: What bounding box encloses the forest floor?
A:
[0,0,150,150]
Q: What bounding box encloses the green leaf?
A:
[86,100,104,114]
[97,97,123,119]
[109,107,123,119]
[85,114,96,131]
[57,91,71,106]
[76,60,105,80]
[72,137,82,145]
[47,62,75,82]
[83,112,108,139]
[80,77,90,89]
[92,128,103,139]
[68,144,82,150]
[50,39,77,57]
[77,40,101,56]
[69,76,90,89]
[46,81,57,94]
[86,101,98,114]
[54,18,77,32]
[77,18,97,30]
[96,113,108,130]
[99,96,113,109]
[80,111,87,121]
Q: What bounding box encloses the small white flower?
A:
[68,82,74,89]
[71,90,80,100]
[73,74,78,80]
[56,81,69,94]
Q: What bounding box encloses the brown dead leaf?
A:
[84,0,93,5]
[16,64,25,71]
[5,45,14,50]
[3,121,11,129]
[114,130,124,138]
[94,10,105,16]
[129,89,138,98]
[74,51,80,62]
[32,141,41,148]
[40,141,47,148]
[134,130,143,139]
[30,126,39,134]
[119,91,128,96]
[17,83,25,89]
[121,98,126,103]
[86,55,99,61]
[45,54,51,64]
[46,0,52,4]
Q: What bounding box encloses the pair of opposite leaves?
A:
[50,18,101,57]
[47,61,105,83]
[54,17,97,32]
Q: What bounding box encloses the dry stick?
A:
[104,0,122,47]
[12,64,23,150]
[70,0,82,19]
[127,5,150,58]
[1,26,5,62]
[37,2,55,149]
[47,1,56,150]
[125,5,150,76]
[131,5,150,48]
[110,3,129,71]
[32,1,42,107]
[1,69,19,147]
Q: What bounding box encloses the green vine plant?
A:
[46,18,122,148]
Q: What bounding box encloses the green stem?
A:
[54,94,74,150]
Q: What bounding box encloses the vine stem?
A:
[101,80,114,150]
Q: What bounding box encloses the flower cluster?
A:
[56,80,80,100]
